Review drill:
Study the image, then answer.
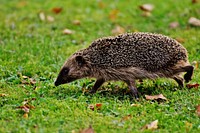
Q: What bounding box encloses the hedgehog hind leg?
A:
[89,78,105,94]
[183,66,194,83]
[125,80,139,99]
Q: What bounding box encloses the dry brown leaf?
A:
[186,83,199,89]
[73,20,81,25]
[109,9,119,21]
[145,94,167,100]
[39,12,45,21]
[80,125,95,133]
[21,77,36,85]
[95,103,102,110]
[141,120,158,130]
[17,98,36,116]
[175,37,185,43]
[17,106,30,113]
[30,78,36,85]
[0,93,8,97]
[88,105,94,111]
[111,25,125,35]
[196,105,200,117]
[169,22,179,29]
[121,114,132,121]
[52,7,62,14]
[192,0,198,4]
[47,16,54,22]
[63,29,73,35]
[139,4,154,12]
[88,103,102,111]
[188,17,200,27]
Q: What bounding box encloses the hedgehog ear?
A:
[75,55,86,66]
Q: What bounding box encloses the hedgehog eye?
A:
[62,68,69,75]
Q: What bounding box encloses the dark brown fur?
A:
[55,32,194,98]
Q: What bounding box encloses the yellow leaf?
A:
[23,113,28,118]
[39,12,45,21]
[109,9,119,21]
[0,93,8,97]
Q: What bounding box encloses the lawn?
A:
[0,0,200,132]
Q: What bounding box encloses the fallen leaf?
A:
[121,114,132,121]
[141,120,158,130]
[22,100,29,105]
[130,103,141,107]
[186,83,199,89]
[63,29,73,35]
[145,94,167,100]
[95,103,102,110]
[30,78,36,85]
[52,7,62,14]
[141,12,152,17]
[39,12,45,21]
[192,61,199,69]
[185,121,193,132]
[17,1,27,8]
[21,77,36,85]
[98,1,106,9]
[111,25,125,35]
[16,98,36,116]
[0,93,8,97]
[192,0,198,4]
[139,4,154,12]
[196,105,200,117]
[47,15,54,22]
[188,17,200,27]
[17,106,30,113]
[80,125,95,133]
[169,22,179,29]
[88,104,94,111]
[175,37,185,43]
[22,75,29,79]
[23,113,28,118]
[88,103,102,111]
[109,9,119,21]
[73,20,81,25]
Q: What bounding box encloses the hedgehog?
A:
[54,32,194,98]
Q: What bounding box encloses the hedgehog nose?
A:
[54,80,60,86]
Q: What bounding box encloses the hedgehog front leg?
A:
[89,78,105,94]
[125,80,139,99]
[173,76,184,88]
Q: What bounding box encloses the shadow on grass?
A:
[50,79,181,101]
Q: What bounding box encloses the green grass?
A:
[0,0,200,132]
